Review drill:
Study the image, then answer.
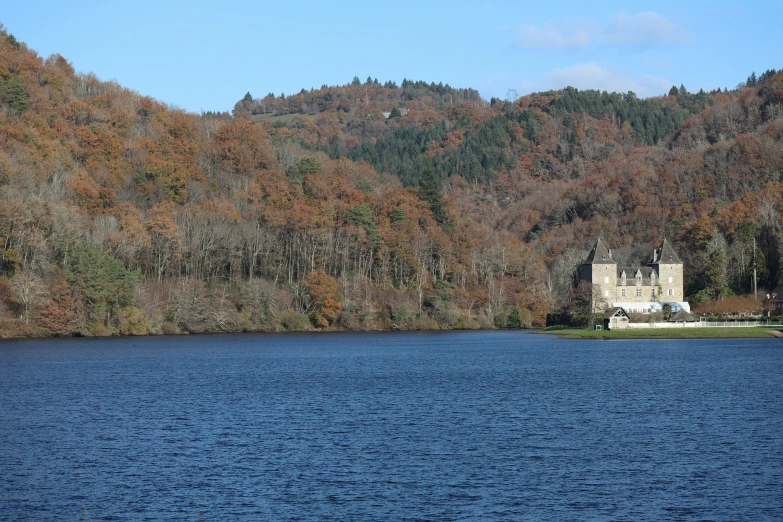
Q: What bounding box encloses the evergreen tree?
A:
[758,69,778,84]
[344,203,379,244]
[5,34,20,50]
[242,92,253,102]
[286,157,321,185]
[352,76,361,86]
[418,165,447,226]
[0,76,28,112]
[669,85,679,96]
[747,72,757,87]
[67,242,139,327]
[692,234,732,301]
[390,208,407,224]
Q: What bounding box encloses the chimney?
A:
[653,248,657,263]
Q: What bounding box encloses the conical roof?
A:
[655,238,682,264]
[584,238,614,264]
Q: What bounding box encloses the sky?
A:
[2,1,780,113]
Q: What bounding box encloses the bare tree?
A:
[11,270,48,324]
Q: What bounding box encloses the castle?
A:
[579,238,691,315]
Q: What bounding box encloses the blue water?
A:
[1,331,782,520]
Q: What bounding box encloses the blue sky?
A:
[2,1,780,113]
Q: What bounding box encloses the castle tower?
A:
[650,238,684,304]
[580,238,617,312]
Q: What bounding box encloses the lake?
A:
[1,331,781,520]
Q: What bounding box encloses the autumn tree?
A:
[37,282,79,335]
[213,118,274,175]
[146,202,182,281]
[305,269,341,327]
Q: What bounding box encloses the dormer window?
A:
[650,272,656,285]
[635,271,642,285]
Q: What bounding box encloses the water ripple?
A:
[1,331,782,520]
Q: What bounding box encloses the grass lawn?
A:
[540,326,780,339]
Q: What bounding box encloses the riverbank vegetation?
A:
[0,25,782,338]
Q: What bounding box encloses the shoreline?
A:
[540,326,782,340]
[3,326,781,342]
[0,327,534,343]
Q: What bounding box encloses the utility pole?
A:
[752,237,758,299]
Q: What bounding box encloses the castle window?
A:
[605,276,609,284]
[668,289,673,296]
[604,290,609,297]
[636,288,642,297]
[621,289,626,297]
[651,289,656,297]
[636,273,641,285]
[651,273,656,285]
[669,277,673,283]
[621,272,626,285]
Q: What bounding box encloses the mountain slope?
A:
[0,26,781,337]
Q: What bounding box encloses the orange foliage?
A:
[214,118,273,175]
[37,282,80,336]
[694,296,762,316]
[305,269,341,327]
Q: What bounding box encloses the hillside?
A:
[0,26,781,337]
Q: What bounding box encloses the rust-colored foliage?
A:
[305,269,341,327]
[214,118,273,175]
[37,282,80,336]
[2,27,783,337]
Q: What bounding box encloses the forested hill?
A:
[0,26,781,338]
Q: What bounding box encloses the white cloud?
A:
[605,11,689,46]
[514,24,592,49]
[539,63,671,97]
[511,12,688,50]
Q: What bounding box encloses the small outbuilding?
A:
[668,309,698,323]
[604,307,630,330]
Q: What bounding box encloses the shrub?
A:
[280,311,311,331]
[409,315,440,330]
[119,306,150,336]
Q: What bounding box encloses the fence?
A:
[625,320,781,329]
